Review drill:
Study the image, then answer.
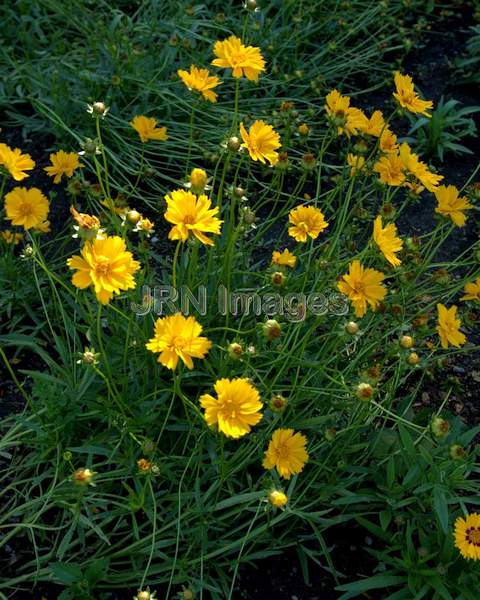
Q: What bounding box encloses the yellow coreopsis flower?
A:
[379,128,399,154]
[178,65,221,102]
[67,235,140,304]
[212,35,265,81]
[347,153,365,176]
[373,216,403,267]
[324,89,368,136]
[146,313,212,370]
[399,143,443,192]
[288,205,329,243]
[44,150,83,183]
[434,184,473,227]
[337,260,387,317]
[436,304,466,349]
[262,428,309,480]
[239,120,281,165]
[164,189,222,246]
[130,115,168,143]
[373,153,405,186]
[393,71,433,117]
[199,378,263,438]
[461,277,480,302]
[361,110,386,137]
[272,249,297,268]
[268,489,288,508]
[454,513,480,560]
[4,187,50,230]
[0,143,35,181]
[1,230,24,245]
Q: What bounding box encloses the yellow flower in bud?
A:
[271,271,286,286]
[298,123,310,136]
[212,35,266,81]
[239,120,281,165]
[450,444,466,460]
[407,352,420,365]
[178,65,221,102]
[271,249,297,268]
[263,428,308,479]
[436,303,466,349]
[268,394,288,413]
[393,71,433,117]
[262,319,281,340]
[434,184,473,227]
[127,209,142,224]
[130,115,168,143]
[228,342,243,359]
[268,489,288,508]
[189,168,208,193]
[345,321,359,335]
[0,143,35,181]
[431,416,450,438]
[400,335,414,349]
[44,150,83,183]
[288,205,329,243]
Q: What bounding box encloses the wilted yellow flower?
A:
[324,89,368,136]
[137,458,153,473]
[146,313,212,370]
[178,65,221,102]
[67,235,140,304]
[262,428,309,480]
[399,143,443,192]
[70,206,102,240]
[130,115,168,143]
[436,304,466,349]
[461,277,480,302]
[434,184,473,227]
[268,489,288,508]
[5,187,50,230]
[347,153,365,176]
[379,128,399,154]
[164,189,222,246]
[44,150,83,183]
[212,35,265,81]
[393,71,433,117]
[0,143,35,181]
[337,260,387,318]
[454,513,480,560]
[372,216,403,267]
[373,153,405,186]
[272,249,297,268]
[1,230,24,245]
[239,120,281,165]
[288,205,329,242]
[199,377,262,438]
[73,468,96,486]
[135,218,155,236]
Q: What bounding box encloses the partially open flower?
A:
[271,271,286,287]
[268,489,288,508]
[262,319,281,340]
[228,342,243,359]
[269,394,288,414]
[87,101,109,118]
[72,468,96,486]
[450,444,466,460]
[431,416,450,439]
[356,382,374,401]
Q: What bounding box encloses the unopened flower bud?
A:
[262,319,281,340]
[127,209,142,224]
[325,427,337,441]
[179,587,195,600]
[301,152,316,171]
[345,321,359,335]
[142,438,155,454]
[449,444,466,460]
[63,451,72,461]
[134,588,157,600]
[407,352,420,365]
[269,394,287,413]
[189,168,208,193]
[298,123,310,136]
[271,271,286,287]
[431,416,450,439]
[356,382,374,401]
[227,136,241,151]
[228,342,243,359]
[400,335,414,349]
[234,186,246,198]
[243,208,256,225]
[275,152,289,170]
[268,489,288,508]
